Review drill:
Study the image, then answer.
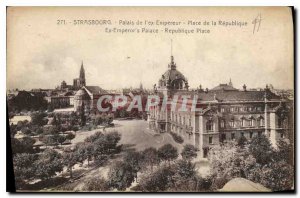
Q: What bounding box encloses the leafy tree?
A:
[123,151,144,182]
[72,126,79,132]
[135,165,175,192]
[21,127,32,136]
[13,153,37,186]
[169,159,199,191]
[66,133,76,141]
[158,144,178,165]
[84,143,94,166]
[34,149,63,180]
[35,127,44,135]
[108,161,135,191]
[11,136,36,154]
[274,139,293,165]
[40,135,54,147]
[16,121,26,131]
[237,135,248,148]
[181,144,198,161]
[57,134,67,146]
[47,126,59,135]
[82,177,110,191]
[208,142,256,189]
[249,134,274,165]
[247,160,294,191]
[31,112,47,126]
[142,147,159,171]
[74,143,87,165]
[63,149,78,178]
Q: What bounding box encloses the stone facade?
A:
[148,56,293,158]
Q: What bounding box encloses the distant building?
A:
[148,55,293,158]
[74,86,108,114]
[73,61,86,90]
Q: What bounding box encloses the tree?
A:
[57,135,67,146]
[247,160,294,191]
[66,133,76,141]
[249,134,274,165]
[63,149,78,178]
[74,143,87,165]
[13,153,37,187]
[82,177,110,191]
[142,147,159,172]
[208,142,256,189]
[18,136,36,153]
[237,135,248,148]
[169,159,199,191]
[31,112,47,126]
[108,161,135,191]
[274,139,293,165]
[123,151,143,182]
[134,165,175,192]
[34,149,63,180]
[181,144,198,161]
[84,143,94,166]
[21,127,32,136]
[48,126,60,135]
[158,144,178,165]
[40,135,54,147]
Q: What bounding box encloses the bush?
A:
[170,132,184,144]
[181,144,198,160]
[82,177,110,191]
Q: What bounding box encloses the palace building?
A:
[148,55,293,158]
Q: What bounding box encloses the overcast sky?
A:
[7,7,293,91]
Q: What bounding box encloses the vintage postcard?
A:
[7,7,294,192]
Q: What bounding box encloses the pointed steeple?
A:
[79,61,86,87]
[80,61,85,79]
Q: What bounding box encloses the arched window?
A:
[206,120,214,131]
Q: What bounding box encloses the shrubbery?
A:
[170,132,184,144]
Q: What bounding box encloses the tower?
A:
[79,61,86,87]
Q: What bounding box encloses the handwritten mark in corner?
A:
[252,13,262,34]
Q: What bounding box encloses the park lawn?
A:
[71,120,184,152]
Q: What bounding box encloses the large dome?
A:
[162,69,187,82]
[157,56,189,90]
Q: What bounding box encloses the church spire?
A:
[79,61,86,87]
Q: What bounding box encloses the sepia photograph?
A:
[6,6,294,192]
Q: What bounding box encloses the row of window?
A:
[171,113,192,126]
[206,118,265,131]
[220,106,263,113]
[208,131,263,144]
[208,131,285,144]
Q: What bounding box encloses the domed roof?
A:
[162,69,187,82]
[74,88,91,100]
[157,56,189,90]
